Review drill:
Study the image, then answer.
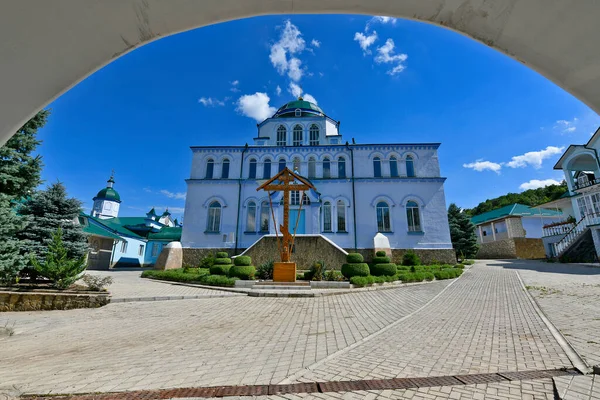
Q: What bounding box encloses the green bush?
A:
[142,269,203,283]
[463,260,475,265]
[372,256,391,264]
[214,257,232,265]
[256,260,274,280]
[306,261,326,281]
[210,264,232,276]
[396,265,410,271]
[397,272,425,283]
[350,275,374,287]
[200,274,236,287]
[229,265,256,280]
[341,262,370,279]
[325,270,344,281]
[454,263,465,269]
[296,273,304,280]
[423,272,435,281]
[402,251,421,266]
[199,254,216,268]
[233,256,252,266]
[346,253,364,263]
[370,263,397,277]
[375,250,386,257]
[216,251,228,258]
[433,268,463,280]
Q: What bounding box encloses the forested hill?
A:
[465,182,568,216]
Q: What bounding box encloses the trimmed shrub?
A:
[306,261,326,281]
[454,263,465,269]
[199,254,216,269]
[210,264,232,276]
[350,275,374,287]
[341,263,370,279]
[234,256,252,266]
[397,272,426,283]
[375,250,386,257]
[256,260,274,280]
[370,263,397,277]
[402,251,421,266]
[325,270,344,281]
[200,274,236,287]
[396,265,410,271]
[433,268,463,280]
[346,253,364,263]
[372,256,391,264]
[142,269,203,283]
[216,251,229,258]
[214,257,232,265]
[423,272,435,281]
[463,260,475,265]
[229,265,256,280]
[296,273,304,280]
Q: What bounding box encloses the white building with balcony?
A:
[180,98,455,264]
[550,128,600,261]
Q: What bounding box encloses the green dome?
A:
[273,97,324,118]
[94,187,121,202]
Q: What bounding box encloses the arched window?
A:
[338,157,346,178]
[293,125,303,146]
[308,157,316,178]
[221,158,230,179]
[207,201,221,232]
[302,193,311,205]
[293,157,301,173]
[248,158,257,179]
[205,159,214,179]
[322,201,332,232]
[295,109,301,117]
[323,157,331,178]
[376,201,391,232]
[337,200,346,232]
[373,157,382,178]
[406,155,415,177]
[260,201,270,232]
[291,191,301,206]
[406,201,421,232]
[309,124,319,145]
[263,159,272,179]
[279,158,286,172]
[246,201,256,232]
[277,125,287,146]
[390,156,399,177]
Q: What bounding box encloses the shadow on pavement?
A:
[480,259,600,276]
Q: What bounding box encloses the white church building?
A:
[181,98,454,264]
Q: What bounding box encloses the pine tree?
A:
[0,110,49,199]
[30,227,87,289]
[448,203,479,259]
[18,182,88,263]
[0,194,26,286]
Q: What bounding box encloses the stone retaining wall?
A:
[0,290,110,311]
[349,248,456,265]
[182,248,236,267]
[476,238,545,259]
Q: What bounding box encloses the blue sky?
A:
[36,14,600,218]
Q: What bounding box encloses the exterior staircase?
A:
[553,213,600,262]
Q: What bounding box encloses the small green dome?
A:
[273,97,324,118]
[94,187,121,202]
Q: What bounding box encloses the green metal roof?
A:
[82,222,122,241]
[273,98,324,118]
[86,215,146,239]
[471,203,563,225]
[148,227,182,241]
[94,187,121,202]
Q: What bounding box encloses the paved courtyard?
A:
[1,260,598,399]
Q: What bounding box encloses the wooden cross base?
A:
[273,262,297,282]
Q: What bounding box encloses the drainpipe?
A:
[347,141,358,250]
[234,144,249,254]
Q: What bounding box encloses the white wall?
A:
[522,216,564,239]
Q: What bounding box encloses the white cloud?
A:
[519,179,562,191]
[354,31,378,54]
[275,85,282,96]
[462,160,503,174]
[160,190,186,200]
[319,72,324,77]
[231,80,239,86]
[374,39,408,75]
[555,117,579,134]
[269,20,306,82]
[230,80,240,93]
[150,206,185,214]
[303,93,318,105]
[289,82,303,97]
[505,146,564,169]
[366,16,397,30]
[311,39,321,48]
[236,92,277,122]
[198,97,225,107]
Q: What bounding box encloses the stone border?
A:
[0,290,110,312]
[515,271,592,374]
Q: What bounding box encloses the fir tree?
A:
[18,182,88,263]
[448,203,479,259]
[0,110,49,199]
[0,194,26,285]
[30,227,87,289]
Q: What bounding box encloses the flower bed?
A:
[0,287,110,311]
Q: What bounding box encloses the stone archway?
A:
[1,0,599,144]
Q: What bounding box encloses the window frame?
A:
[322,201,333,232]
[260,201,270,232]
[308,157,316,178]
[376,201,391,232]
[337,157,346,178]
[293,125,303,146]
[278,158,286,172]
[406,201,422,232]
[390,156,399,177]
[205,159,215,179]
[276,125,287,146]
[323,157,331,178]
[120,241,128,253]
[336,200,347,232]
[248,158,257,179]
[206,201,222,233]
[406,155,415,177]
[293,157,301,173]
[373,156,382,178]
[221,158,230,179]
[309,124,319,145]
[262,159,272,179]
[246,201,257,232]
[138,244,144,256]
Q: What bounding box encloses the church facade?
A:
[181,98,454,262]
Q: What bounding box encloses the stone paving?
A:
[0,262,589,399]
[554,375,600,400]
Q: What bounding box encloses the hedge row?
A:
[141,269,236,287]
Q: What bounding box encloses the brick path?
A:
[0,262,583,399]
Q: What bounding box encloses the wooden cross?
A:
[257,168,315,262]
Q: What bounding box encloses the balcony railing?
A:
[553,212,600,255]
[543,222,575,237]
[574,177,600,191]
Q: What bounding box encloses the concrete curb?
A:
[109,293,242,303]
[278,269,466,384]
[516,271,592,375]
